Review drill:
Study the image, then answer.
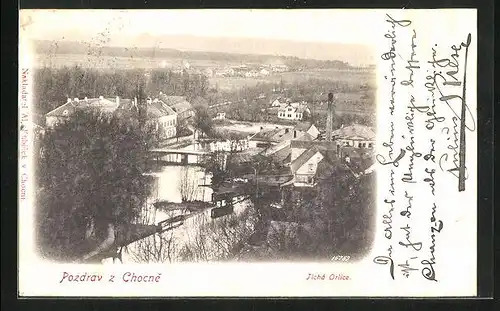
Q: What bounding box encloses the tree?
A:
[35,109,157,261]
[192,104,214,136]
[178,167,198,202]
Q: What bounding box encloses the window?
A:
[368,143,373,148]
[308,163,314,172]
[288,114,292,118]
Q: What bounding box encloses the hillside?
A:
[33,40,356,70]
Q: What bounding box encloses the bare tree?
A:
[178,204,258,262]
[178,167,198,202]
[128,204,179,263]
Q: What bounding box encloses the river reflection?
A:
[103,165,255,264]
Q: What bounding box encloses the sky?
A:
[20,9,382,45]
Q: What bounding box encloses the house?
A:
[260,68,270,76]
[248,126,298,148]
[144,98,178,139]
[288,146,330,187]
[276,140,339,187]
[158,94,195,121]
[214,112,226,120]
[203,68,214,77]
[195,129,250,152]
[332,124,375,149]
[293,122,320,139]
[45,96,121,128]
[264,131,314,157]
[116,96,177,139]
[244,70,259,78]
[272,64,289,72]
[270,96,288,107]
[277,102,309,121]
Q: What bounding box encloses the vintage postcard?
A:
[18,9,477,297]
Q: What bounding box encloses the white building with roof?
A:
[277,102,310,121]
[332,124,375,149]
[45,96,120,128]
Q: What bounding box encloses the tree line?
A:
[33,66,209,115]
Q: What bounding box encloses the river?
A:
[102,164,257,264]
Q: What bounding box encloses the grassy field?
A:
[210,69,375,91]
[34,53,241,70]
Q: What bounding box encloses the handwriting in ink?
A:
[401,29,420,87]
[400,191,413,218]
[421,204,444,282]
[373,256,395,280]
[424,168,436,195]
[398,256,419,278]
[399,225,423,251]
[381,14,411,115]
[424,139,436,163]
[383,199,395,239]
[401,135,422,184]
[431,34,474,191]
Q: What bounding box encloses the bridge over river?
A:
[149,147,209,166]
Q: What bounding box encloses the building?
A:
[270,96,288,107]
[260,68,270,76]
[282,140,339,187]
[293,122,320,140]
[277,102,310,121]
[45,96,121,128]
[248,126,298,148]
[195,130,250,153]
[145,98,178,139]
[272,64,289,72]
[288,146,329,187]
[203,68,214,77]
[214,112,226,120]
[332,124,375,149]
[158,94,195,121]
[244,70,259,78]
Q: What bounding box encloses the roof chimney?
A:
[326,92,334,142]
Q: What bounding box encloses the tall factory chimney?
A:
[326,92,334,141]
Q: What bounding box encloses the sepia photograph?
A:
[25,10,376,265]
[19,9,478,297]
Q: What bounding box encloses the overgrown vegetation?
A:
[35,110,160,261]
[33,66,209,116]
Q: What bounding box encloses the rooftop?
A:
[46,97,119,117]
[332,124,376,140]
[293,122,314,132]
[147,99,177,118]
